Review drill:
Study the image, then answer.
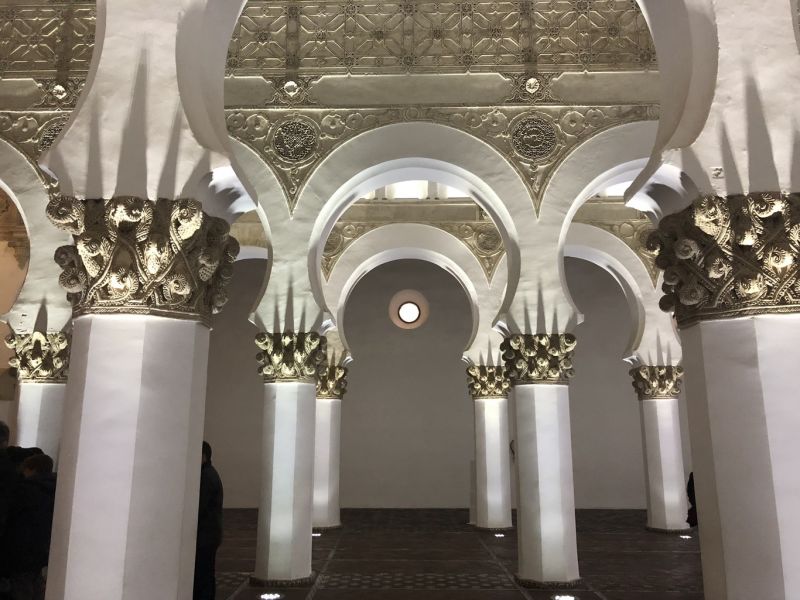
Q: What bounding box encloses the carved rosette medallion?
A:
[272,120,318,162]
[629,366,684,400]
[500,334,577,385]
[317,364,348,399]
[510,115,558,161]
[255,332,326,383]
[46,196,240,324]
[649,193,800,327]
[466,365,510,399]
[5,331,70,382]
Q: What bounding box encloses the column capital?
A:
[255,332,326,383]
[317,364,348,400]
[650,192,800,328]
[5,331,70,383]
[629,365,684,401]
[500,334,577,385]
[466,365,510,399]
[47,196,240,325]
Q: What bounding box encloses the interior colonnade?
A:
[0,0,799,599]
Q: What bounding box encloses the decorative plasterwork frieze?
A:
[255,331,326,383]
[322,218,505,281]
[46,196,240,324]
[466,365,510,399]
[317,364,348,399]
[629,365,683,400]
[227,105,654,212]
[500,333,577,384]
[649,193,800,327]
[5,331,70,382]
[573,198,659,284]
[0,112,70,160]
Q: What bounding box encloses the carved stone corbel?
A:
[5,331,70,383]
[255,332,326,383]
[629,365,684,400]
[500,334,577,385]
[466,365,510,399]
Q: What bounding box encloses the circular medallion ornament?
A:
[272,120,318,162]
[511,115,558,161]
[475,223,503,254]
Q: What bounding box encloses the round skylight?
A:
[398,301,421,324]
[389,290,429,330]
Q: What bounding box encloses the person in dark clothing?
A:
[0,422,44,539]
[194,441,223,600]
[687,472,698,528]
[3,454,57,600]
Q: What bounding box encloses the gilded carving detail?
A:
[629,365,683,400]
[255,331,326,383]
[5,331,70,382]
[500,333,577,384]
[227,105,652,212]
[317,364,348,399]
[466,365,510,399]
[46,196,240,323]
[649,193,800,327]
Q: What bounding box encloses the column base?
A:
[249,572,317,588]
[646,526,693,535]
[514,576,584,589]
[472,525,515,532]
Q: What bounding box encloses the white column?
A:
[46,315,209,600]
[681,314,800,600]
[474,396,513,529]
[254,381,317,583]
[313,397,342,529]
[15,382,66,463]
[639,397,689,532]
[514,384,580,585]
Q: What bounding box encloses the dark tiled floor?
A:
[218,509,703,600]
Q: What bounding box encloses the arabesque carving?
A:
[500,333,577,384]
[255,331,326,383]
[629,365,683,400]
[317,364,348,399]
[466,365,510,399]
[46,196,239,324]
[649,193,800,327]
[5,331,70,382]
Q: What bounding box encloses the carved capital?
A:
[5,331,70,382]
[650,192,800,327]
[46,196,239,324]
[629,365,683,400]
[255,332,326,383]
[500,334,577,385]
[466,365,509,399]
[317,364,348,399]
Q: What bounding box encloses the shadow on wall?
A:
[204,258,266,508]
[341,260,474,509]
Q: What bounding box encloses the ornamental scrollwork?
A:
[317,364,348,399]
[46,196,240,324]
[649,193,800,327]
[629,365,683,400]
[500,333,577,384]
[466,365,510,399]
[255,332,326,383]
[5,331,70,382]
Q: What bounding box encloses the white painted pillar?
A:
[468,459,477,525]
[681,315,800,600]
[254,381,317,584]
[46,315,209,600]
[514,384,580,585]
[313,397,342,529]
[15,382,66,463]
[474,396,513,529]
[639,397,689,532]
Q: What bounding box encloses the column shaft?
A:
[254,381,316,583]
[313,397,342,529]
[46,315,209,600]
[639,397,689,532]
[514,384,580,584]
[16,382,66,463]
[474,397,512,529]
[681,315,800,599]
